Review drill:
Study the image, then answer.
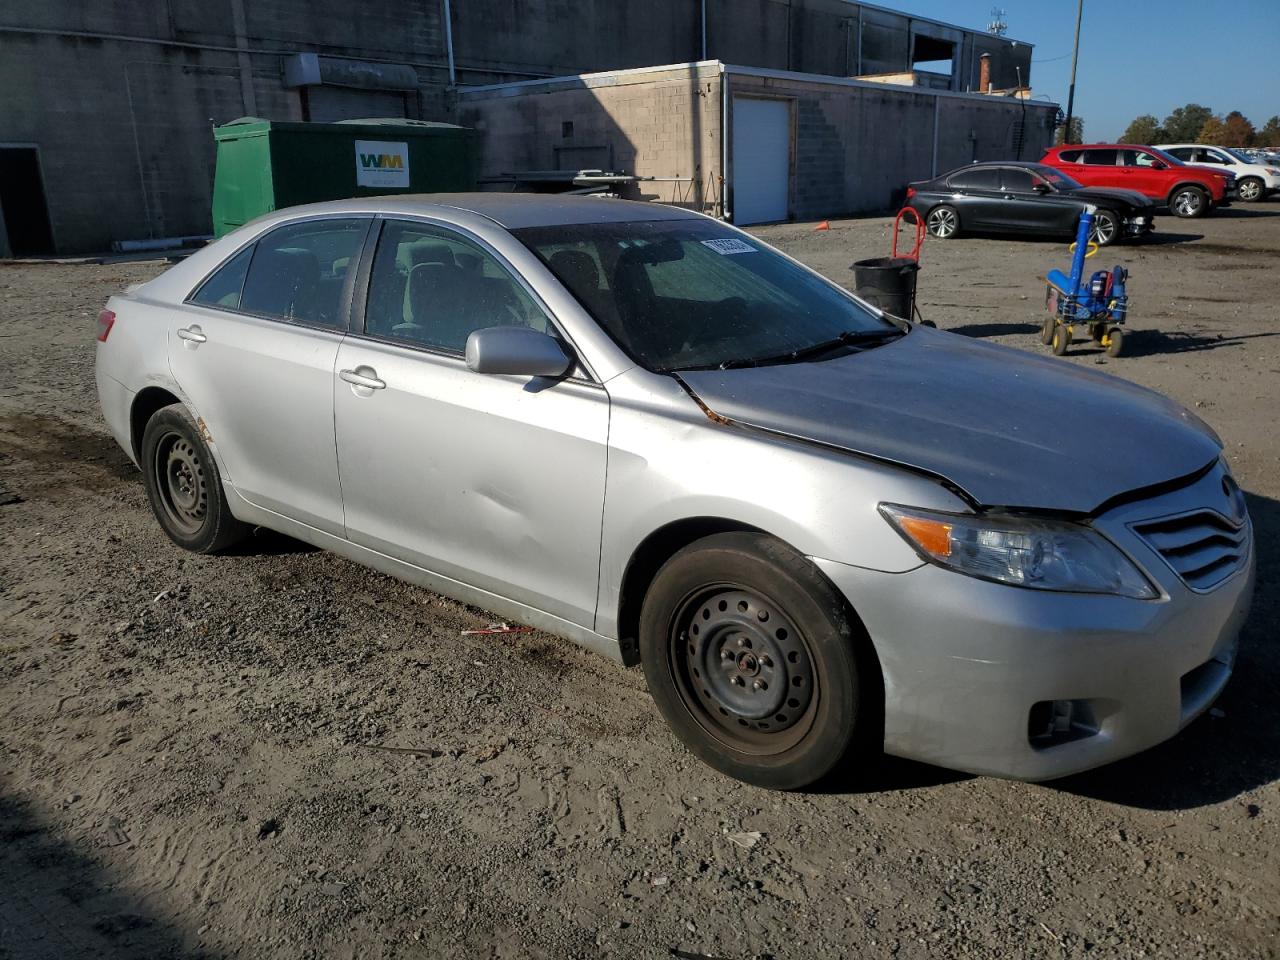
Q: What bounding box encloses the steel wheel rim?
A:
[669,585,818,756]
[1239,180,1261,201]
[153,431,207,535]
[928,208,956,237]
[1174,190,1201,216]
[1091,214,1116,245]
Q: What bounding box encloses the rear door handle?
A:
[339,367,386,391]
[177,326,207,344]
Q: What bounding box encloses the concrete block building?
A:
[0,1,1049,254]
[460,61,1057,224]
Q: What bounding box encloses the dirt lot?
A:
[1,206,1278,960]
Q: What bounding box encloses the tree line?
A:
[1121,105,1280,148]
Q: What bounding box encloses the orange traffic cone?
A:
[814,220,830,231]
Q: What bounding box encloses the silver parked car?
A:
[95,195,1254,789]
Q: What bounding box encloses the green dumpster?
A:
[211,117,479,237]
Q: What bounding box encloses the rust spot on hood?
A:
[683,389,731,425]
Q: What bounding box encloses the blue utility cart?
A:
[1041,208,1130,357]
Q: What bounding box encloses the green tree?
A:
[1055,116,1084,145]
[1198,115,1229,145]
[1120,114,1165,144]
[1259,116,1280,147]
[1222,111,1256,147]
[1163,103,1214,141]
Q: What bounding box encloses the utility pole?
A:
[1063,0,1083,144]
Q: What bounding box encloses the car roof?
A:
[256,193,705,230]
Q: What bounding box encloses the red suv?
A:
[1041,144,1234,218]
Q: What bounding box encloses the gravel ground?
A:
[1,205,1277,959]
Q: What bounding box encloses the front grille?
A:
[1133,510,1249,591]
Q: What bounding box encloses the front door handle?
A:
[177,326,207,344]
[339,367,386,391]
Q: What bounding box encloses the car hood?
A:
[676,327,1221,514]
[1070,186,1154,209]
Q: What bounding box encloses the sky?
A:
[888,0,1277,141]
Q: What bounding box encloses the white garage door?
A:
[732,98,790,225]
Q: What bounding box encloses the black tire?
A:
[1040,316,1056,345]
[925,204,960,240]
[1168,185,1209,219]
[639,532,874,790]
[140,404,248,553]
[1051,323,1071,356]
[1236,177,1264,203]
[1106,327,1125,358]
[1090,209,1121,246]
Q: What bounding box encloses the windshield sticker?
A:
[701,238,757,255]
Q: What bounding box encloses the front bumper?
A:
[1124,214,1155,237]
[815,464,1255,781]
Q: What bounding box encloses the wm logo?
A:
[359,153,404,170]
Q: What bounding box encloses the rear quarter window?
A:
[1057,150,1082,163]
[190,246,252,309]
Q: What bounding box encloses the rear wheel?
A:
[1169,185,1209,218]
[140,404,248,553]
[926,205,960,239]
[1090,209,1121,246]
[1236,177,1264,202]
[1106,327,1125,357]
[639,532,873,790]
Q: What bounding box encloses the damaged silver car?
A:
[95,195,1254,789]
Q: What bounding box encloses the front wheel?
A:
[926,205,960,239]
[1236,177,1264,203]
[1051,323,1072,356]
[1169,185,1209,219]
[639,532,874,790]
[140,404,248,553]
[1090,209,1121,246]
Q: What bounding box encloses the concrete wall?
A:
[461,65,1057,224]
[726,69,1058,219]
[459,64,724,214]
[1,0,1035,253]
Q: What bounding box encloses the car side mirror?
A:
[1032,182,1051,194]
[466,326,572,378]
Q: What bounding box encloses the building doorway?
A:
[731,98,791,225]
[0,146,54,257]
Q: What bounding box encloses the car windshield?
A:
[1224,147,1254,163]
[514,219,897,373]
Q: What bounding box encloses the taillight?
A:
[96,309,116,342]
[906,186,917,199]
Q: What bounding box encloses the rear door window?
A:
[363,220,552,354]
[238,219,369,329]
[1165,147,1194,162]
[1082,149,1119,166]
[947,168,1002,190]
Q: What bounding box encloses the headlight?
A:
[879,504,1158,599]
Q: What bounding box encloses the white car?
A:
[1159,144,1280,202]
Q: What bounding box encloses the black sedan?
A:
[905,162,1155,246]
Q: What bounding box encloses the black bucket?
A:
[851,256,919,319]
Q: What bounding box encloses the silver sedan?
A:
[95,195,1255,789]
